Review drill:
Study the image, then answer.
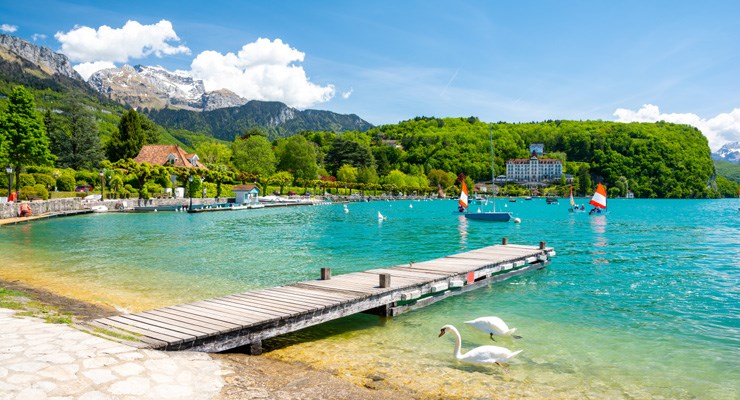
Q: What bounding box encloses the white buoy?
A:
[153,209,158,212]
[514,217,521,223]
[409,204,413,208]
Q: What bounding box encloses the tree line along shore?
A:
[2,85,739,203]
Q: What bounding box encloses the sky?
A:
[1,0,739,151]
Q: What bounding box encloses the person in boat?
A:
[458,205,466,213]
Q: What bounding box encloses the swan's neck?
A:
[448,326,463,359]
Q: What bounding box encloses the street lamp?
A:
[5,165,12,202]
[99,170,105,201]
[188,175,193,210]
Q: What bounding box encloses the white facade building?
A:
[506,150,563,183]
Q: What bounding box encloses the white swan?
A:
[439,325,522,365]
[464,316,522,341]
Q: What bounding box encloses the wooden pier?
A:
[88,240,554,354]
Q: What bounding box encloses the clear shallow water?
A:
[1,198,738,398]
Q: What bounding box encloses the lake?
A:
[0,198,738,399]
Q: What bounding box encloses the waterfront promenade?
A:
[0,308,223,399]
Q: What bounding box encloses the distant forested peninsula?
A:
[352,117,729,198]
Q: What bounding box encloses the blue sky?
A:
[2,0,739,150]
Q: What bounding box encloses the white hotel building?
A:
[505,144,563,183]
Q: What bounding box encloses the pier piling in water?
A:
[379,273,391,288]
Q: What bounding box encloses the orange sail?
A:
[589,183,607,209]
[569,185,576,207]
[459,181,469,208]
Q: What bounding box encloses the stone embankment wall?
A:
[0,197,222,220]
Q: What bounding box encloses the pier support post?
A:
[502,237,508,245]
[379,273,391,288]
[248,339,262,355]
[540,241,546,249]
[321,268,331,280]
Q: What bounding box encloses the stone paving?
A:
[0,308,224,399]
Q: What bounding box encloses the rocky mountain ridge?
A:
[0,34,82,80]
[0,33,372,138]
[146,100,372,141]
[88,64,248,111]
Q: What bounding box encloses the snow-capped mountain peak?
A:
[713,141,740,164]
[87,64,247,111]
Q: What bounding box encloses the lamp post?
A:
[99,170,105,201]
[188,175,193,210]
[5,166,12,202]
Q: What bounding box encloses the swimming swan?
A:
[438,325,522,365]
[464,316,522,341]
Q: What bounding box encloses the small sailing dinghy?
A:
[456,181,469,213]
[464,126,512,222]
[588,183,608,215]
[568,185,585,213]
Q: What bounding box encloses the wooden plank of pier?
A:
[88,240,554,353]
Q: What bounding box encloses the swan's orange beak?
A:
[438,328,446,337]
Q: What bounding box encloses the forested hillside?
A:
[356,117,719,198]
[714,160,740,184]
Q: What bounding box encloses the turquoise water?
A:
[1,199,738,398]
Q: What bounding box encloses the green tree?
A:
[325,137,374,176]
[356,166,379,184]
[269,171,294,194]
[427,168,455,189]
[336,164,358,184]
[576,166,592,196]
[45,109,70,165]
[0,86,55,195]
[383,170,407,189]
[106,109,147,162]
[196,142,232,167]
[275,135,318,181]
[59,98,104,170]
[231,135,276,177]
[240,126,268,139]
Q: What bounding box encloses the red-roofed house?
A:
[133,145,207,169]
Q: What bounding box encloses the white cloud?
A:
[1,24,18,33]
[189,38,334,109]
[31,33,46,41]
[73,61,116,80]
[613,104,740,151]
[54,19,190,63]
[341,88,353,99]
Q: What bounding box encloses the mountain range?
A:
[0,33,372,140]
[711,141,740,164]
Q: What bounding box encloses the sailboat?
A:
[588,183,608,215]
[464,127,512,222]
[568,185,585,213]
[457,181,469,213]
